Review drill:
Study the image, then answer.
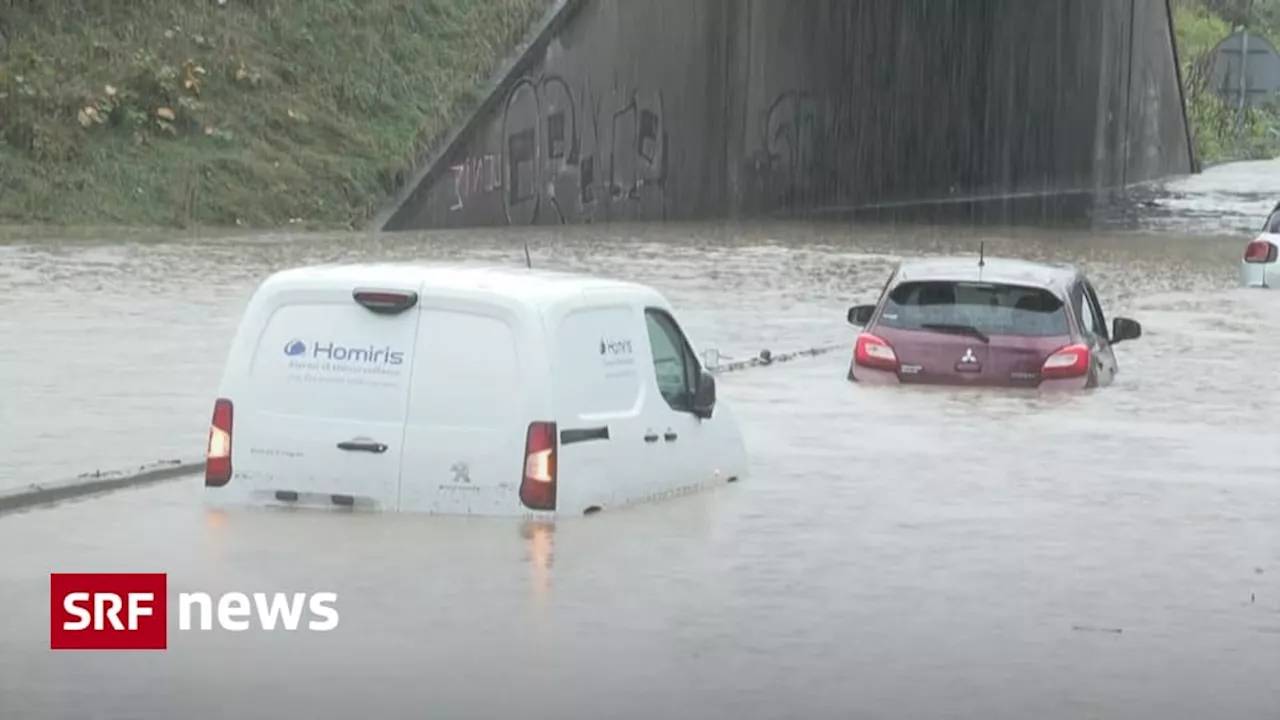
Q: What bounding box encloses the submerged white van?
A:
[203,263,748,517]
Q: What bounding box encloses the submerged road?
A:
[1,171,1279,718]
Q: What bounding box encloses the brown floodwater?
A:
[0,217,1276,719]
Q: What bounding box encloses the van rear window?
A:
[878,281,1069,337]
[409,310,521,428]
[249,303,417,423]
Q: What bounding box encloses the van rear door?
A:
[398,302,530,516]
[228,286,421,510]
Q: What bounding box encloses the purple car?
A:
[845,256,1142,389]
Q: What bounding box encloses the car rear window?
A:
[877,280,1070,337]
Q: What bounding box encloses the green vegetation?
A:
[4,0,1275,229]
[0,0,551,229]
[1173,0,1280,165]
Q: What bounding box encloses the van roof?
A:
[263,262,655,303]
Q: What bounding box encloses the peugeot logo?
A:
[451,461,471,484]
[960,348,977,364]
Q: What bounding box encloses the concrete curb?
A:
[370,0,588,232]
[0,460,203,515]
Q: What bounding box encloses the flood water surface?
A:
[0,223,1277,719]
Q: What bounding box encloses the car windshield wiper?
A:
[920,323,990,343]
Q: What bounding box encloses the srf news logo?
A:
[50,573,339,650]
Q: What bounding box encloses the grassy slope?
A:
[0,0,550,229]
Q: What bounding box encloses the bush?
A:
[1173,0,1280,164]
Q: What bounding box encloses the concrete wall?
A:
[378,0,1193,231]
[1121,0,1197,184]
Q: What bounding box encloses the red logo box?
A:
[50,573,168,650]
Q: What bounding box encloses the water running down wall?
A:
[376,0,1193,231]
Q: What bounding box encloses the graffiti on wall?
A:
[747,89,852,210]
[446,72,668,224]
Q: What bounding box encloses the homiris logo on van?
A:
[600,337,633,355]
[284,339,404,365]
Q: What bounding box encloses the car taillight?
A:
[853,333,899,371]
[205,398,234,487]
[519,421,557,511]
[1041,343,1090,379]
[1244,239,1277,263]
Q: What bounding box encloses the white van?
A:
[203,263,748,517]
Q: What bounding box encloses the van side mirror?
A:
[847,304,875,326]
[1111,317,1142,344]
[692,370,716,419]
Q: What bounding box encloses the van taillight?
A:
[519,421,557,512]
[205,398,234,487]
[853,332,899,372]
[352,288,419,315]
[1244,239,1277,263]
[1041,343,1090,379]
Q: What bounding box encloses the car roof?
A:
[893,256,1080,293]
[264,262,655,303]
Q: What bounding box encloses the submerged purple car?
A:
[845,256,1142,389]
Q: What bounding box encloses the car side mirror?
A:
[847,304,875,326]
[692,370,716,419]
[1111,317,1142,344]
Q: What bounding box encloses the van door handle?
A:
[644,432,659,443]
[336,441,388,453]
[663,430,678,442]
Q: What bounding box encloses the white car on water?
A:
[1241,201,1280,288]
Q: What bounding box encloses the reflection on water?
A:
[522,522,555,609]
[0,220,1277,719]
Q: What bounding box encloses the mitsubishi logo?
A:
[960,348,977,364]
